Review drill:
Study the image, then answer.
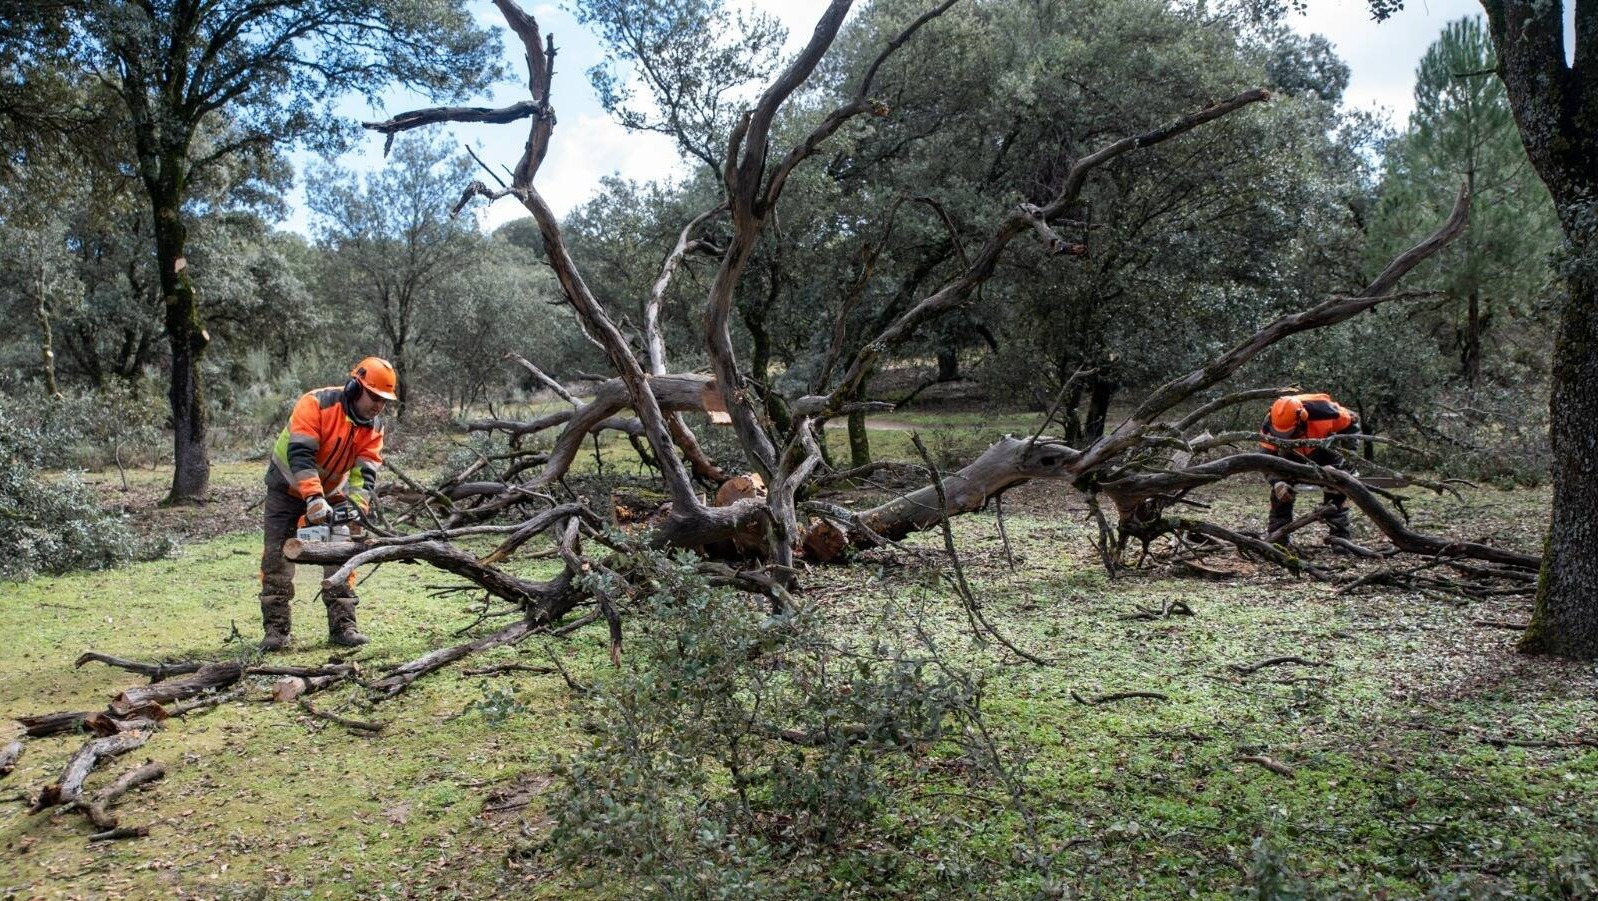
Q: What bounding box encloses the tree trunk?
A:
[1479,0,1598,657]
[936,345,958,382]
[1520,227,1598,658]
[848,384,870,467]
[154,187,210,505]
[393,292,412,419]
[1085,375,1118,441]
[848,410,871,467]
[33,243,60,398]
[1462,287,1481,385]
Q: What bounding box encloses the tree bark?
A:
[1521,240,1598,658]
[153,182,210,505]
[847,409,871,467]
[1478,0,1598,658]
[0,740,21,778]
[33,239,60,398]
[1085,374,1118,441]
[1463,287,1481,385]
[30,728,152,811]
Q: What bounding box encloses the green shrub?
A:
[545,547,1001,896]
[0,404,170,580]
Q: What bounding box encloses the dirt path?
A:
[821,417,951,431]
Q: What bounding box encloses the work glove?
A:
[304,494,332,524]
[1271,482,1296,503]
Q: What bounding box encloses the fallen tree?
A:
[343,0,1537,618]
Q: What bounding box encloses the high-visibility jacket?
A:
[1258,393,1358,457]
[267,385,383,506]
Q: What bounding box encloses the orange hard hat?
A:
[351,357,399,401]
[1268,396,1307,434]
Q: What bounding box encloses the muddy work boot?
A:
[325,595,370,647]
[1325,504,1354,542]
[260,597,293,652]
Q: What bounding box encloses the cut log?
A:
[17,710,88,738]
[0,740,22,779]
[799,518,848,563]
[268,673,346,704]
[713,473,766,506]
[109,662,244,716]
[612,485,672,532]
[83,712,162,737]
[31,728,152,811]
[271,677,307,703]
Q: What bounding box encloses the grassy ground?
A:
[2,429,1594,899]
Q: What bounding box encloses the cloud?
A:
[1287,0,1484,127]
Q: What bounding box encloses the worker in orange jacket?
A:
[1258,393,1360,543]
[258,357,396,650]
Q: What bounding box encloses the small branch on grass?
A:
[461,663,557,677]
[1071,690,1168,705]
[164,690,241,718]
[371,618,537,699]
[1118,599,1194,621]
[85,760,165,830]
[1471,620,1528,630]
[297,698,385,734]
[541,644,590,694]
[994,491,1015,570]
[74,652,201,682]
[1229,656,1329,676]
[1234,754,1295,778]
[88,825,149,842]
[1403,720,1598,750]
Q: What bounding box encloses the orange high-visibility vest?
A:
[269,386,384,503]
[1258,393,1357,456]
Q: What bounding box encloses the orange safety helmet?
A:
[1267,396,1308,435]
[350,357,399,401]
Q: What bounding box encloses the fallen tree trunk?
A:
[109,662,244,716]
[18,711,89,738]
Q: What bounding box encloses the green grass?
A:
[2,434,1594,898]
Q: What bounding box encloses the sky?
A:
[281,0,1574,237]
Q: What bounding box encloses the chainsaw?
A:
[296,501,366,543]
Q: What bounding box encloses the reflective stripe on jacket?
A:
[268,386,383,504]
